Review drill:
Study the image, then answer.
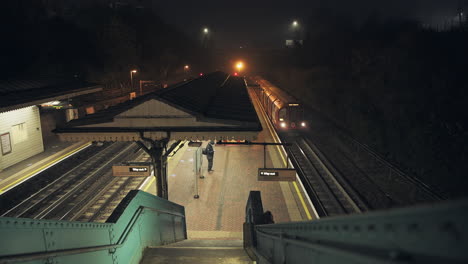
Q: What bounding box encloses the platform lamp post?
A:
[291,20,300,47]
[130,69,137,93]
[184,65,190,79]
[202,27,209,48]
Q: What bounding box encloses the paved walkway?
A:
[139,87,316,240]
[0,86,315,240]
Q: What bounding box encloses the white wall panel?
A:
[0,106,44,171]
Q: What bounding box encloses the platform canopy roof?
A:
[0,78,102,113]
[54,72,262,142]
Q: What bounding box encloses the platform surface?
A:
[140,87,315,240]
[0,139,81,194]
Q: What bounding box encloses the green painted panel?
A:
[253,195,468,263]
[0,190,187,264]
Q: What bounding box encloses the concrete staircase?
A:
[140,239,253,264]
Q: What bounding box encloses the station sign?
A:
[258,168,296,181]
[113,162,152,177]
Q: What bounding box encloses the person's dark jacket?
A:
[206,143,214,158]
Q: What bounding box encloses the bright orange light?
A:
[235,61,244,71]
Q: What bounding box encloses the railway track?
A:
[1,142,141,220]
[325,130,444,205]
[69,151,150,222]
[247,84,362,217]
[284,134,367,217]
[75,176,145,222]
[248,80,442,218]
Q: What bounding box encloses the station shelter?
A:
[0,79,102,172]
[0,72,466,264]
[54,71,262,198]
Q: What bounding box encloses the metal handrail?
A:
[254,228,387,263]
[0,206,185,263]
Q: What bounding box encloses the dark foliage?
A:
[0,1,210,83]
[260,14,468,198]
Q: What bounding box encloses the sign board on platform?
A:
[1,132,12,155]
[258,168,296,181]
[188,141,202,147]
[113,162,152,177]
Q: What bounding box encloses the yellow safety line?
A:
[251,86,313,220]
[144,177,155,192]
[293,181,312,219]
[143,140,185,193]
[0,142,92,194]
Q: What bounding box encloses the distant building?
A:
[285,39,303,48]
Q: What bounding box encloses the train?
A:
[249,77,306,130]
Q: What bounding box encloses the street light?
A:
[130,69,137,93]
[202,27,210,48]
[291,20,301,47]
[183,65,190,80]
[235,61,244,74]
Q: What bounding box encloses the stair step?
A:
[159,239,244,248]
[140,240,252,264]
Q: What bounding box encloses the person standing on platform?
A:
[206,140,215,172]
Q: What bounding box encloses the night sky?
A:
[153,0,466,48]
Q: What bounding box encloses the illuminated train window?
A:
[279,108,287,120]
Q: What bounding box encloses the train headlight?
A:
[301,122,306,127]
[280,122,286,128]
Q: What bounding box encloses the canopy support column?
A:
[137,132,169,199]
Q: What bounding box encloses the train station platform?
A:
[139,86,316,240]
[0,74,466,263]
[0,139,90,194]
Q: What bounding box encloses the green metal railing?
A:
[244,191,468,264]
[0,190,186,264]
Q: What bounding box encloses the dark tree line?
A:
[0,1,209,83]
[260,11,468,198]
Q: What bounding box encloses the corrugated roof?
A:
[0,79,102,111]
[54,71,262,137]
[156,71,258,123]
[156,71,228,115]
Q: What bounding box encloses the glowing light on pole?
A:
[130,69,138,94]
[202,27,210,48]
[235,61,244,72]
